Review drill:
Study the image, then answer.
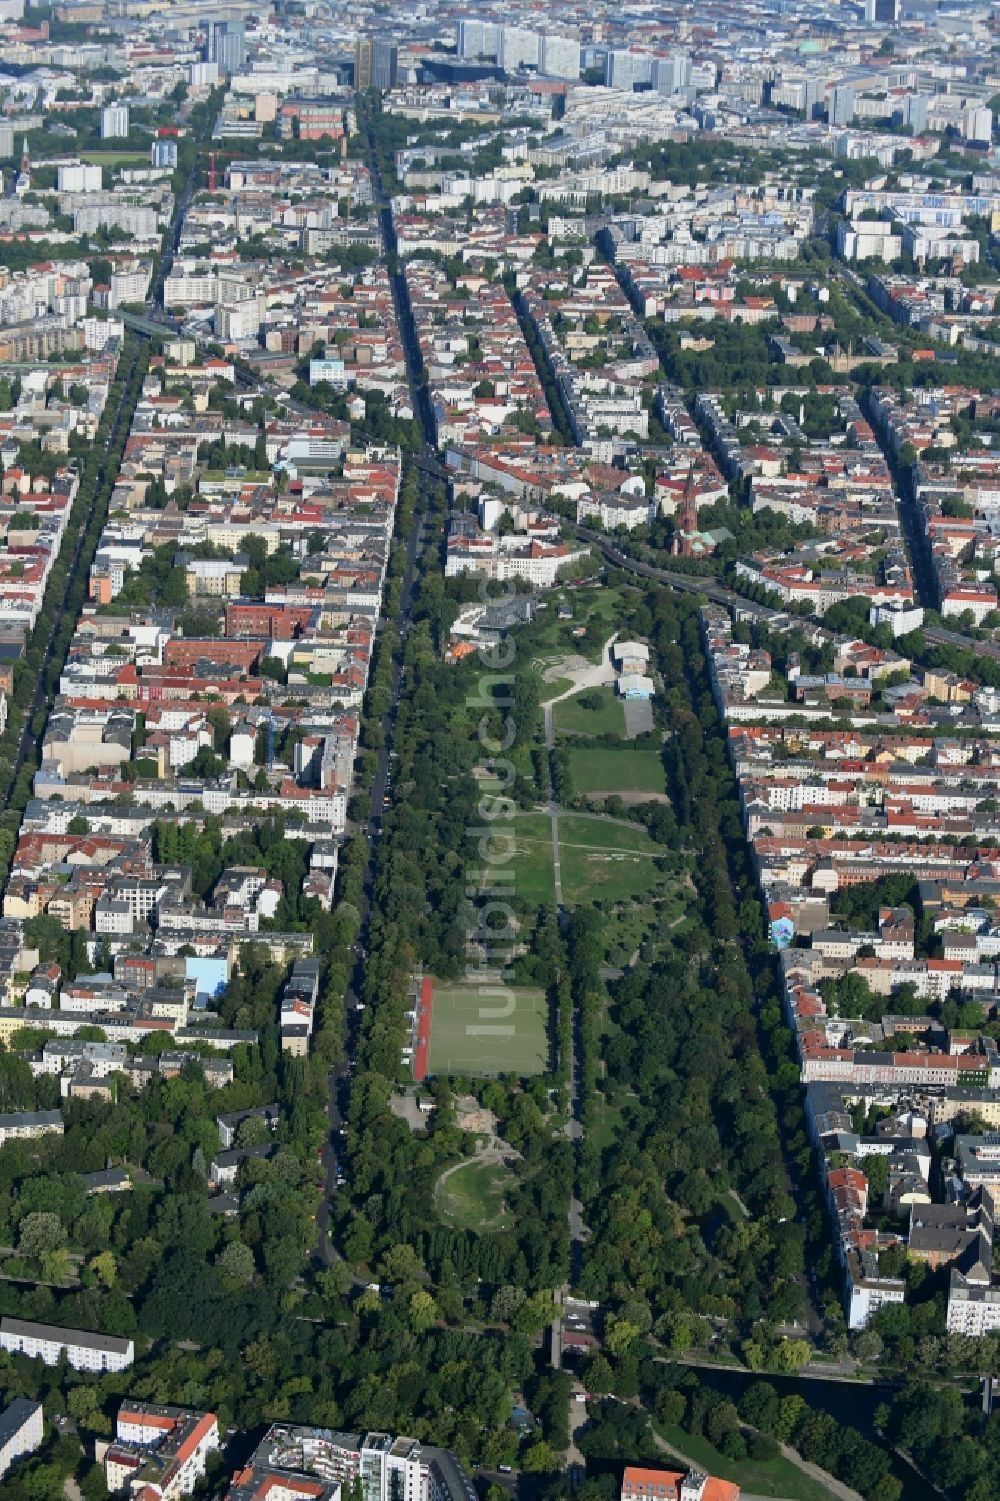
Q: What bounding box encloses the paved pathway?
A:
[542,633,619,745]
[542,634,619,912]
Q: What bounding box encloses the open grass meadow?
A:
[556,814,665,904]
[505,812,557,907]
[539,675,574,703]
[657,1426,843,1501]
[506,812,668,907]
[552,685,625,739]
[435,1158,513,1231]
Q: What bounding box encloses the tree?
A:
[586,1355,614,1394]
[380,1242,422,1283]
[521,1441,558,1473]
[772,1338,811,1373]
[490,1284,526,1322]
[218,1240,255,1290]
[773,1394,807,1441]
[68,1385,106,1431]
[90,1249,117,1288]
[706,1399,740,1448]
[18,1210,67,1260]
[659,1390,686,1425]
[237,1114,272,1146]
[318,1261,354,1299]
[409,1289,438,1332]
[854,1327,884,1362]
[80,1465,111,1501]
[865,1153,889,1206]
[605,1313,639,1356]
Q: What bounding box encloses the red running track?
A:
[414,975,432,1081]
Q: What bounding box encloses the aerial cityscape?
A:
[3,0,1000,1498]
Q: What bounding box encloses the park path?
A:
[542,633,619,744]
[542,634,619,913]
[543,644,621,1357]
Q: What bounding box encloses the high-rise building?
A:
[206,19,245,75]
[355,37,372,87]
[151,138,178,170]
[216,26,245,76]
[355,36,398,90]
[652,51,691,95]
[457,18,481,57]
[458,19,500,59]
[499,25,539,73]
[962,105,993,143]
[605,50,652,91]
[829,85,854,126]
[903,93,929,133]
[865,0,900,20]
[803,79,826,120]
[100,103,129,139]
[538,33,580,80]
[57,162,101,193]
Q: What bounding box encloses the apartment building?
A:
[0,1108,63,1146]
[105,1403,220,1498]
[0,1318,134,1372]
[0,1400,43,1481]
[621,1464,740,1501]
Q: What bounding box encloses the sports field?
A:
[426,978,548,1077]
[568,746,665,796]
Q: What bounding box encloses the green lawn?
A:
[557,814,659,852]
[568,746,665,795]
[508,813,666,908]
[589,1093,623,1153]
[539,675,573,703]
[508,813,557,907]
[80,150,149,167]
[566,585,632,662]
[435,1158,513,1231]
[560,843,663,905]
[427,980,548,1077]
[658,1426,842,1501]
[557,815,665,904]
[553,686,624,739]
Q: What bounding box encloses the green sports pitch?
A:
[426,979,548,1077]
